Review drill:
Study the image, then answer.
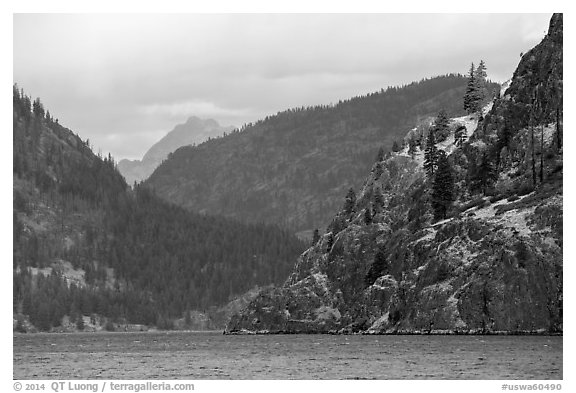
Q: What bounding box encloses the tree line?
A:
[13,85,307,331]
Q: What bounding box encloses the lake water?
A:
[13,332,562,379]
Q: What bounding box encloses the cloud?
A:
[140,101,252,121]
[13,13,553,160]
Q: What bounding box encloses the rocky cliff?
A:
[226,14,563,335]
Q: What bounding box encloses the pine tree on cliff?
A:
[431,151,454,220]
[530,92,537,187]
[433,109,450,137]
[374,162,383,179]
[551,78,562,150]
[534,84,547,184]
[326,233,334,252]
[424,130,438,178]
[531,127,537,187]
[540,124,545,184]
[498,120,513,150]
[32,97,45,118]
[475,60,487,101]
[555,105,562,151]
[475,60,487,81]
[408,138,418,156]
[392,140,400,152]
[343,188,356,215]
[364,248,388,287]
[376,146,385,162]
[364,208,372,225]
[476,152,497,195]
[372,187,384,214]
[312,229,320,246]
[454,125,467,146]
[464,62,481,114]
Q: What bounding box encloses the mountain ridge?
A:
[145,74,499,232]
[118,116,234,184]
[13,91,305,332]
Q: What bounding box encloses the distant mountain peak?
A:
[118,116,234,184]
[183,116,218,127]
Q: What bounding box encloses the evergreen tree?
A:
[431,151,454,220]
[364,248,388,287]
[376,147,385,162]
[32,98,45,119]
[475,60,487,81]
[476,152,497,195]
[424,130,439,178]
[540,124,544,184]
[498,119,514,150]
[555,105,562,151]
[433,109,450,140]
[372,187,384,214]
[364,208,372,225]
[326,233,334,252]
[312,229,320,246]
[392,140,400,152]
[475,60,487,101]
[454,125,467,146]
[531,125,537,187]
[408,138,418,156]
[343,188,356,215]
[374,162,383,179]
[551,78,563,150]
[464,62,481,114]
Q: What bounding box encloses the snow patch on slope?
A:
[313,272,331,295]
[500,79,511,97]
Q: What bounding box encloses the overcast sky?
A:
[13,13,552,160]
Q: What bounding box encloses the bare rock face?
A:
[226,14,563,335]
[226,169,562,334]
[228,168,562,334]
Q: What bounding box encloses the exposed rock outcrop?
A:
[226,14,563,335]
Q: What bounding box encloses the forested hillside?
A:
[13,89,306,331]
[145,75,499,233]
[227,14,562,335]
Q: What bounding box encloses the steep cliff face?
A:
[227,159,562,334]
[226,14,562,334]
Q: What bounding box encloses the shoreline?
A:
[13,329,222,335]
[224,329,563,336]
[13,328,563,336]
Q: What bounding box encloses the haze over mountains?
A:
[13,92,305,332]
[118,117,234,184]
[12,13,561,336]
[145,75,498,234]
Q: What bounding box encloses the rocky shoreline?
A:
[224,328,562,336]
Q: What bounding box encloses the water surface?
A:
[13,332,562,379]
